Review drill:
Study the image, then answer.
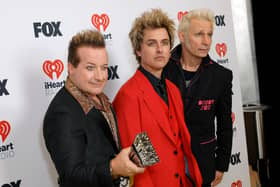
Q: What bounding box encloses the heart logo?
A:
[0,120,11,143]
[177,11,188,21]
[91,13,110,32]
[216,43,227,57]
[231,180,242,187]
[43,59,64,80]
[231,112,236,124]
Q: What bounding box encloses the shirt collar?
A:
[65,76,110,114]
[138,65,165,85]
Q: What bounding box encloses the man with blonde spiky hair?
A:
[165,8,233,187]
[113,8,202,187]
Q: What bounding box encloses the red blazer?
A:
[113,70,202,187]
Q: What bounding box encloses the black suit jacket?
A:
[43,87,120,187]
[164,44,233,184]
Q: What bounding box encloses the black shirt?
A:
[138,66,169,105]
[183,69,196,89]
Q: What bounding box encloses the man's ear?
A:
[178,31,185,43]
[136,50,141,58]
[68,62,74,75]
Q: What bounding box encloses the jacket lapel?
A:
[134,70,175,144]
[87,109,119,153]
[186,64,213,114]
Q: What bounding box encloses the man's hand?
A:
[110,147,145,178]
[211,171,224,186]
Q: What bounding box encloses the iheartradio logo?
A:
[43,59,64,80]
[177,11,188,21]
[216,43,227,57]
[91,13,110,32]
[231,180,242,187]
[0,120,11,143]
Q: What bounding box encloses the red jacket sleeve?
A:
[113,89,154,187]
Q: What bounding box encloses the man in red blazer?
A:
[113,9,202,187]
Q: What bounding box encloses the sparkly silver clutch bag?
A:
[129,132,160,167]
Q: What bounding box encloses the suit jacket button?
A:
[175,173,179,178]
[174,150,178,155]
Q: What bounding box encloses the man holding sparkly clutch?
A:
[113,9,202,187]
